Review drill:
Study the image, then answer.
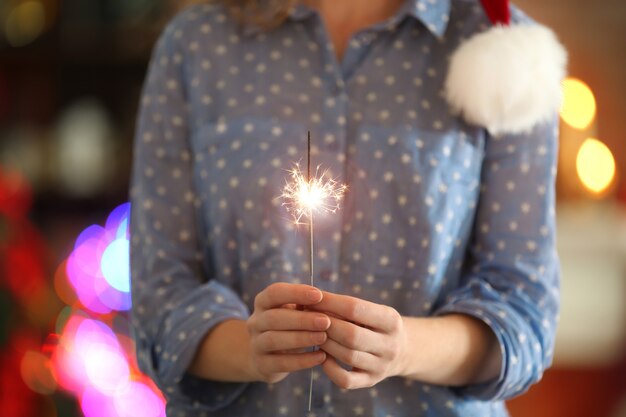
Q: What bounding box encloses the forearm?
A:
[187,285,329,384]
[187,319,257,382]
[397,314,501,386]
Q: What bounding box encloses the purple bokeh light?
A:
[50,203,166,417]
[66,203,132,312]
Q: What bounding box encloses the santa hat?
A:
[444,0,567,135]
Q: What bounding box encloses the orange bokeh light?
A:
[576,138,616,195]
[560,78,596,130]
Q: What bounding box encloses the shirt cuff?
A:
[434,295,543,401]
[153,280,251,411]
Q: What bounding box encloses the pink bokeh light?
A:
[48,203,165,417]
[114,381,166,417]
[53,313,166,417]
[80,386,119,417]
[66,203,131,313]
[75,320,130,394]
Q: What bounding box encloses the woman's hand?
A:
[191,286,500,387]
[246,283,330,383]
[309,292,408,389]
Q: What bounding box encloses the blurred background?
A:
[0,0,624,416]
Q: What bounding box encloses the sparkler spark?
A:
[281,163,347,225]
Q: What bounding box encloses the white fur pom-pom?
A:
[444,24,567,135]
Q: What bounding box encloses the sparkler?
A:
[281,137,347,229]
[280,131,347,411]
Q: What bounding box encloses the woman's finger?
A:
[278,347,308,354]
[255,330,327,353]
[255,283,323,311]
[321,356,373,390]
[325,316,386,355]
[255,308,330,332]
[311,291,401,333]
[259,351,326,374]
[319,338,379,372]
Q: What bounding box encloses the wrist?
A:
[393,316,429,379]
[393,316,416,378]
[188,319,258,382]
[235,320,263,382]
[391,314,503,386]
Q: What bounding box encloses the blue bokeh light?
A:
[100,239,130,293]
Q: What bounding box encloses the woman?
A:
[129,0,562,415]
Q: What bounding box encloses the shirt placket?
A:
[298,11,406,416]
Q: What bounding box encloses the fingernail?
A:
[307,289,321,301]
[314,316,329,329]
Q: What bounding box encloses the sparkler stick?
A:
[307,132,314,412]
[280,131,347,411]
[308,131,314,288]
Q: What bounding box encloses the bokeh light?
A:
[114,381,166,417]
[560,78,597,130]
[9,201,166,416]
[78,332,130,394]
[5,0,46,47]
[53,315,91,394]
[20,350,57,395]
[81,386,120,417]
[51,307,165,416]
[576,138,616,195]
[101,239,130,293]
[56,100,115,197]
[66,203,131,312]
[54,261,77,306]
[28,202,166,416]
[66,235,114,314]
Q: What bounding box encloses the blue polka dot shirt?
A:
[129,1,560,416]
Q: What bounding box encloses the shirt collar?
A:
[241,3,314,36]
[403,0,451,38]
[242,0,450,38]
[287,3,316,21]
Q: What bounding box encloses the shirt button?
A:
[332,79,345,96]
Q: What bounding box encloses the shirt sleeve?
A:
[434,118,560,401]
[129,15,250,411]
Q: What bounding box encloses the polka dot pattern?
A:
[129,1,559,416]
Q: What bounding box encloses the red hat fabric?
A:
[479,0,510,25]
[444,0,567,135]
